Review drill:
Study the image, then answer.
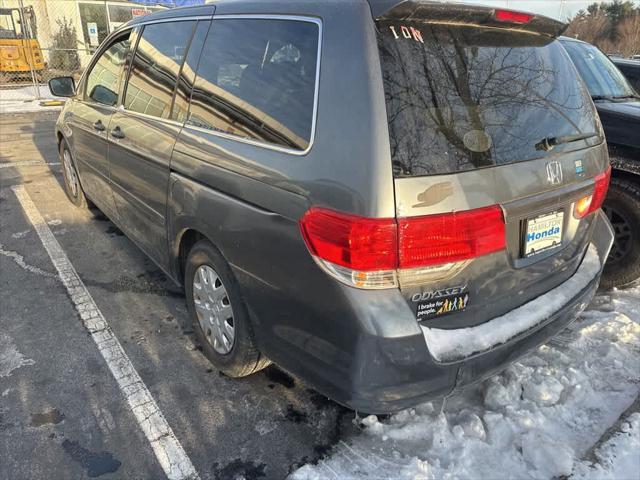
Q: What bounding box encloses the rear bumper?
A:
[349,266,601,413]
[282,210,614,414]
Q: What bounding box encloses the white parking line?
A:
[0,161,61,169]
[11,185,200,480]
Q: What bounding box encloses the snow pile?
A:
[573,412,640,480]
[291,286,640,480]
[422,245,601,362]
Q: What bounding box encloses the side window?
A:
[85,32,131,106]
[124,21,196,118]
[188,18,320,151]
[172,21,210,123]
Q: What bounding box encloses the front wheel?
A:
[59,139,88,208]
[184,239,270,377]
[600,178,640,289]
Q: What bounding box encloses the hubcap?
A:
[62,149,78,198]
[602,205,633,263]
[192,265,235,354]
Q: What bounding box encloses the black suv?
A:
[561,37,640,288]
[612,58,640,92]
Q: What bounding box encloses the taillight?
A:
[494,9,534,24]
[574,165,611,219]
[299,205,506,289]
[398,206,506,268]
[299,208,398,271]
[299,208,398,289]
[591,165,612,212]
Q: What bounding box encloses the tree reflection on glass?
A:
[378,23,596,176]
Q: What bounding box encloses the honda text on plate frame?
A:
[525,211,564,257]
[50,1,614,413]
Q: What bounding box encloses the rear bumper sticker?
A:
[417,293,469,320]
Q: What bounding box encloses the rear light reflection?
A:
[300,205,506,289]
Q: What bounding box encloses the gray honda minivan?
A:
[50,0,615,413]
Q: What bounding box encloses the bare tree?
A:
[617,12,640,56]
[565,2,640,57]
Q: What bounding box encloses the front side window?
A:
[85,32,131,106]
[124,21,196,118]
[377,22,599,176]
[618,65,640,91]
[188,18,319,151]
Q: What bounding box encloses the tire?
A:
[600,178,640,290]
[59,139,88,209]
[184,239,270,377]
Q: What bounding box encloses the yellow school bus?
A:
[0,6,45,81]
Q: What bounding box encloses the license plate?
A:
[524,211,563,257]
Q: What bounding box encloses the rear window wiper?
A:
[535,132,600,151]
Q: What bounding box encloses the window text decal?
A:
[389,25,424,43]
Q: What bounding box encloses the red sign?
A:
[131,8,151,17]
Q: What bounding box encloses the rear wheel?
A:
[59,139,88,209]
[601,178,640,289]
[185,239,270,377]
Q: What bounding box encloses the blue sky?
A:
[453,0,639,21]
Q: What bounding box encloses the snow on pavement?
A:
[0,100,62,114]
[573,412,640,480]
[0,84,64,114]
[291,286,640,480]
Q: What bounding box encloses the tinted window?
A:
[124,21,195,118]
[85,32,131,106]
[172,21,210,123]
[377,23,599,176]
[618,64,640,91]
[188,18,319,151]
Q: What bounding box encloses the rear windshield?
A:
[377,22,599,176]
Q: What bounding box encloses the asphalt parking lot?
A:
[0,112,356,480]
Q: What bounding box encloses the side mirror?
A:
[48,76,75,97]
[89,84,117,106]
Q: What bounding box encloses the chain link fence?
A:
[0,0,192,111]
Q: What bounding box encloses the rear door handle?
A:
[111,126,125,139]
[93,120,105,132]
